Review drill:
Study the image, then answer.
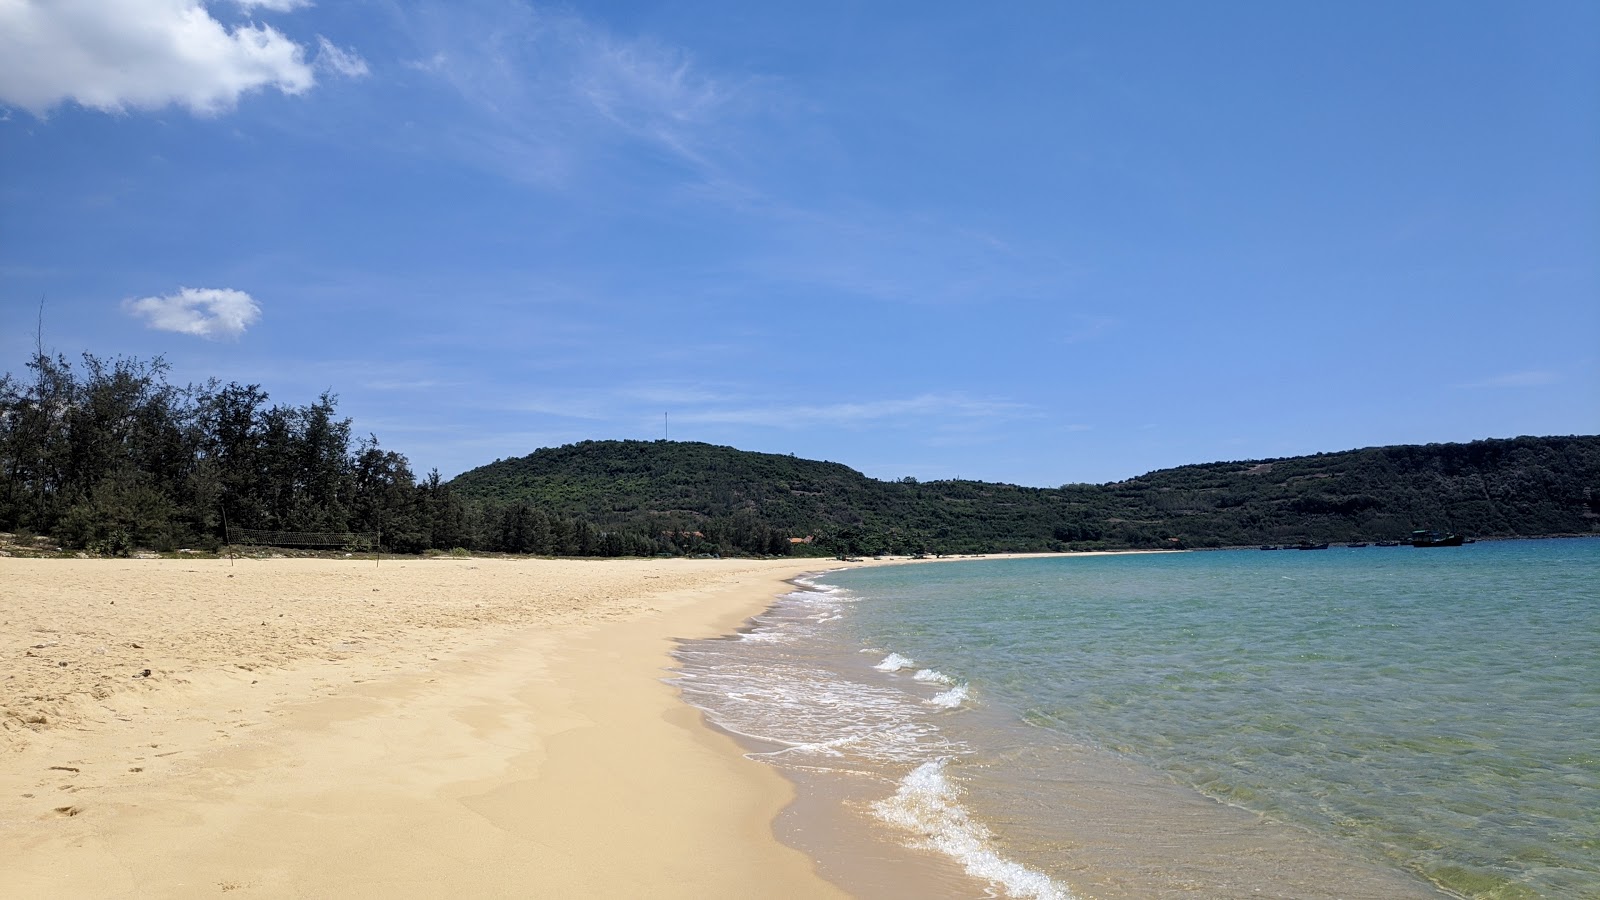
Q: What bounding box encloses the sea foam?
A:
[873,759,1071,900]
[874,652,916,672]
[926,683,969,709]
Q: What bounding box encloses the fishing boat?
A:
[1410,530,1465,548]
[1294,541,1330,550]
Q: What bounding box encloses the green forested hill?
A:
[10,352,1590,558]
[1094,435,1600,547]
[449,435,1600,553]
[448,440,877,531]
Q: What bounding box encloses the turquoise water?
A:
[676,539,1599,899]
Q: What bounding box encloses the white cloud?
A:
[0,0,316,116]
[316,36,368,78]
[123,287,262,339]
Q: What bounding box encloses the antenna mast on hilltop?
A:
[664,411,669,441]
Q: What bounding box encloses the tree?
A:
[352,435,422,552]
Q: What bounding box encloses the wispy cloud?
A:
[726,199,1087,309]
[1060,314,1119,344]
[316,37,370,78]
[458,378,1035,433]
[498,391,617,421]
[1457,370,1562,389]
[0,1,317,116]
[397,2,736,186]
[572,30,726,164]
[123,287,262,340]
[388,4,1083,317]
[234,0,314,10]
[363,379,450,392]
[674,393,1037,429]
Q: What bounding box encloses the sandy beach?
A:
[0,554,875,898]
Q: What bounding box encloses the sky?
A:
[1,1,1596,487]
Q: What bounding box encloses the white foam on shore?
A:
[926,683,969,709]
[737,629,790,643]
[679,652,960,765]
[727,586,854,644]
[875,652,916,672]
[873,759,1072,900]
[676,576,1041,894]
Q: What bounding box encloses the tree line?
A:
[0,352,792,558]
[6,351,1595,558]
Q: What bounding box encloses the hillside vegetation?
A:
[450,435,1600,553]
[3,351,1594,557]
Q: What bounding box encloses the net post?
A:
[221,505,234,567]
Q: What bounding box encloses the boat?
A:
[1260,545,1279,551]
[1347,542,1369,548]
[1294,542,1330,550]
[1410,530,1465,548]
[1374,540,1400,547]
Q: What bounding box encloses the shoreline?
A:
[0,556,860,897]
[681,572,998,900]
[0,550,1148,897]
[700,551,1472,900]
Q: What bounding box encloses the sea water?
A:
[673,539,1600,899]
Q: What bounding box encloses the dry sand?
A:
[0,554,876,898]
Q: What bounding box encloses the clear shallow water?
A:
[675,539,1600,899]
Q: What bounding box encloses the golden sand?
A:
[0,555,862,898]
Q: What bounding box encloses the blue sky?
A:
[2,1,1596,486]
